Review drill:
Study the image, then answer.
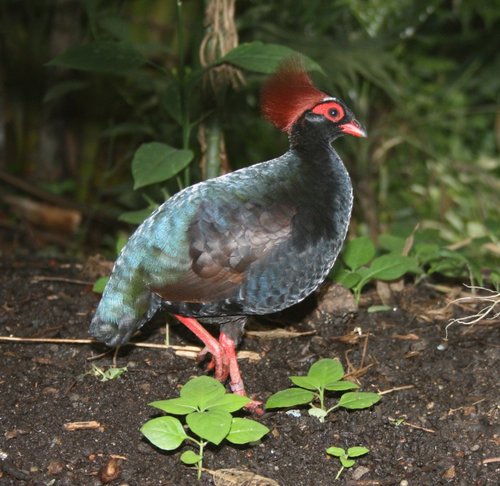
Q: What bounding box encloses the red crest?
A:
[261,58,326,133]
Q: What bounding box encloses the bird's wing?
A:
[151,197,296,303]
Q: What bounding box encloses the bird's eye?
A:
[329,109,338,118]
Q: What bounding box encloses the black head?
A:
[302,97,367,141]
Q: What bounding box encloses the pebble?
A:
[400,480,409,486]
[285,409,301,418]
[352,466,370,480]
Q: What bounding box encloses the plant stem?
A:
[175,0,191,186]
[335,465,344,480]
[197,440,206,480]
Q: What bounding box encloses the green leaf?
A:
[186,410,232,445]
[265,388,315,409]
[180,376,226,410]
[140,416,187,451]
[378,234,406,253]
[333,269,361,288]
[342,236,376,270]
[308,407,328,421]
[308,359,344,386]
[149,397,198,415]
[132,142,193,189]
[289,375,321,390]
[226,418,269,445]
[43,80,88,103]
[324,380,359,391]
[347,447,369,457]
[367,254,420,281]
[92,276,108,294]
[119,207,155,225]
[180,450,202,465]
[47,41,145,74]
[221,42,323,74]
[205,393,251,413]
[326,446,346,457]
[337,392,381,410]
[340,456,356,468]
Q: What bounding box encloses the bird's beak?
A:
[340,119,367,138]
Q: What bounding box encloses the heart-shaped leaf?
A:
[180,450,202,465]
[308,359,344,386]
[186,410,232,445]
[180,376,225,410]
[226,418,269,445]
[140,416,187,451]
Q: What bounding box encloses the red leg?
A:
[219,331,263,415]
[174,315,228,382]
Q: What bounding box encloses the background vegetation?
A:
[0,0,498,283]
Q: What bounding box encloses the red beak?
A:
[340,119,367,138]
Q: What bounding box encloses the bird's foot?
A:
[174,315,262,413]
[196,345,229,382]
[175,315,229,382]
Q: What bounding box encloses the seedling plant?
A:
[326,445,369,480]
[140,376,269,480]
[265,358,380,422]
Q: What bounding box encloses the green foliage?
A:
[47,40,146,74]
[265,359,380,422]
[131,142,193,189]
[221,42,324,74]
[332,236,420,302]
[141,376,269,480]
[326,445,369,480]
[88,364,127,381]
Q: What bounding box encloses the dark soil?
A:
[0,256,498,485]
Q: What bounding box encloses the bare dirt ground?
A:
[0,253,499,485]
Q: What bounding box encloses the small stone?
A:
[351,465,370,480]
[400,480,409,486]
[426,401,435,410]
[442,465,456,480]
[98,457,121,484]
[470,444,480,452]
[285,409,301,418]
[47,460,64,475]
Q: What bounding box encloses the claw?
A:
[174,315,260,411]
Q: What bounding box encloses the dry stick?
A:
[378,385,415,396]
[31,276,92,285]
[0,335,200,352]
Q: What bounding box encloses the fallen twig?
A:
[378,385,415,396]
[30,276,92,285]
[63,421,102,431]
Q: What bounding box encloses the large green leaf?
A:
[47,41,145,74]
[149,397,198,415]
[204,393,251,413]
[221,42,323,74]
[289,375,320,390]
[186,410,232,445]
[342,236,376,271]
[140,416,187,451]
[308,359,344,386]
[132,142,193,189]
[337,392,380,410]
[265,388,314,409]
[226,418,269,445]
[367,254,420,281]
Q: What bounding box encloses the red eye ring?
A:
[312,101,345,123]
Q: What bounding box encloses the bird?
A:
[89,58,366,409]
